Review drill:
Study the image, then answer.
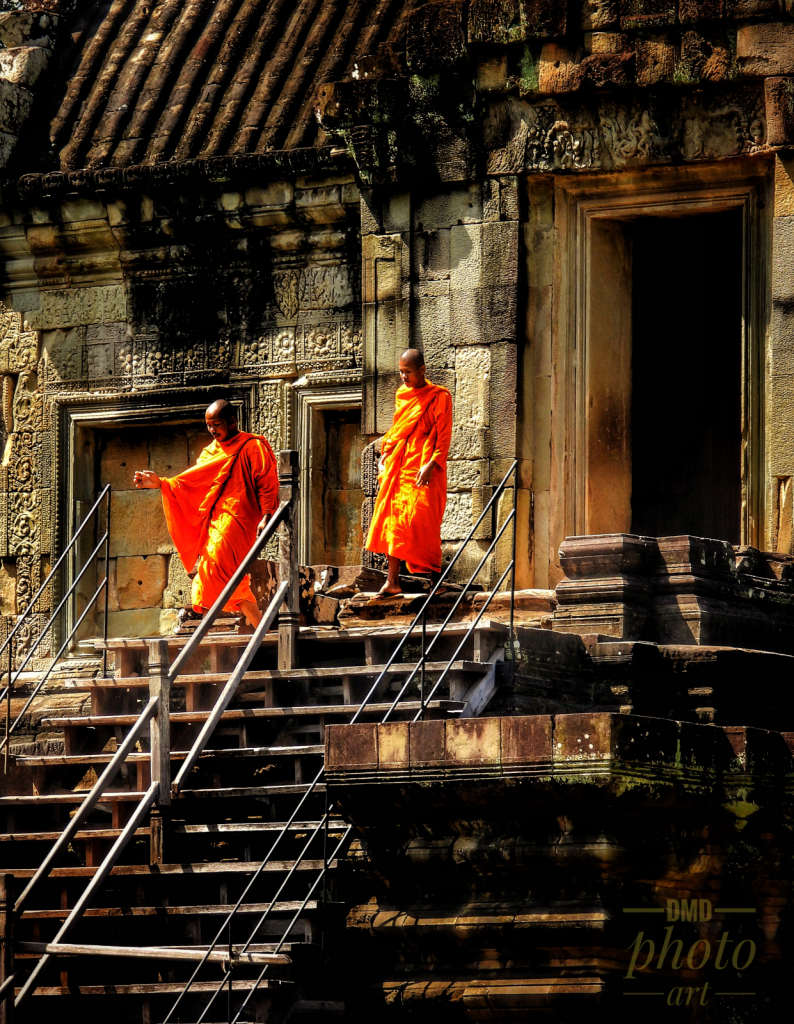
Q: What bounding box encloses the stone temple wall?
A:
[0,172,364,650]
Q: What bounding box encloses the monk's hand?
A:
[133,470,160,489]
[256,513,271,537]
[377,456,388,476]
[415,461,437,488]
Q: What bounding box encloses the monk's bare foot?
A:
[376,583,403,598]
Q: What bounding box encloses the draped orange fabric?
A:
[160,431,279,613]
[365,380,453,575]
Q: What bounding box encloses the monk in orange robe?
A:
[133,400,278,627]
[365,349,453,596]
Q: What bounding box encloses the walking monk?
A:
[133,400,278,627]
[365,349,452,596]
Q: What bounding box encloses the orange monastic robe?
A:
[160,432,278,614]
[365,381,453,575]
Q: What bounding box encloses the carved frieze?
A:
[485,88,766,175]
[239,321,361,375]
[272,265,356,318]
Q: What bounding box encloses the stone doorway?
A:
[630,211,743,543]
[553,165,767,559]
[72,419,212,639]
[306,408,366,566]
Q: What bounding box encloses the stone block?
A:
[25,285,127,330]
[110,490,174,557]
[409,719,445,767]
[0,79,33,137]
[522,0,569,37]
[100,434,149,492]
[585,32,629,53]
[0,46,49,87]
[445,717,501,765]
[326,722,378,769]
[501,715,553,763]
[414,294,452,364]
[107,558,120,612]
[115,554,167,610]
[679,0,724,20]
[767,78,794,147]
[619,0,676,30]
[105,607,178,639]
[149,431,190,478]
[677,30,736,84]
[775,154,794,217]
[449,426,489,459]
[163,553,194,609]
[188,428,212,466]
[635,36,676,86]
[581,0,620,30]
[454,346,490,427]
[41,328,81,382]
[738,23,794,79]
[538,44,583,93]
[377,722,410,769]
[0,559,16,616]
[726,0,777,15]
[447,459,489,491]
[442,491,474,541]
[407,0,468,73]
[243,182,293,209]
[773,216,794,302]
[490,342,518,457]
[0,11,59,49]
[413,185,483,232]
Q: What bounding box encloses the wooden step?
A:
[87,619,508,652]
[16,744,324,767]
[41,699,465,729]
[19,979,288,996]
[3,819,338,844]
[0,782,326,806]
[21,900,322,921]
[84,659,485,690]
[7,858,335,879]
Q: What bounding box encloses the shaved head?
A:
[400,348,425,370]
[206,399,236,423]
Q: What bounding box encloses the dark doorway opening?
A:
[630,210,743,544]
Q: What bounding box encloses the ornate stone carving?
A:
[273,270,300,318]
[0,302,39,373]
[25,285,127,331]
[8,490,40,556]
[256,382,282,448]
[12,370,43,433]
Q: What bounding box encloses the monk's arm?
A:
[415,393,452,487]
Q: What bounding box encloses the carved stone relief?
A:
[273,265,356,319]
[485,88,766,175]
[239,321,362,375]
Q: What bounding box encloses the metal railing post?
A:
[0,873,14,1024]
[148,640,171,807]
[278,450,300,672]
[102,487,111,678]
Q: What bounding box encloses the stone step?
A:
[42,699,465,729]
[16,744,324,767]
[19,979,289,997]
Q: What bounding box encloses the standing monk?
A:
[365,349,452,596]
[133,400,278,627]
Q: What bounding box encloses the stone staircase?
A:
[1,618,507,1022]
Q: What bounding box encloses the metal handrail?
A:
[167,499,288,682]
[351,460,518,724]
[15,781,160,1009]
[14,696,159,914]
[0,483,110,670]
[180,461,520,1021]
[171,579,289,795]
